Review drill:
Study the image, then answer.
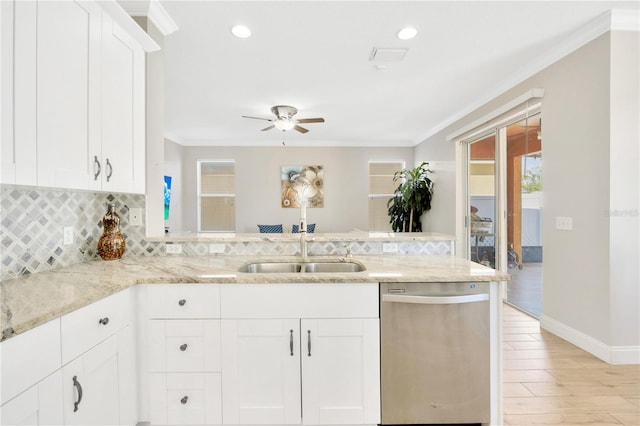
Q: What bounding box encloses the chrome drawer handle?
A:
[178,299,186,306]
[72,376,83,412]
[93,156,101,180]
[105,158,113,182]
[181,396,188,405]
[98,317,109,325]
[307,330,311,357]
[180,344,188,352]
[289,329,294,356]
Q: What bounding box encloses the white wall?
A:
[414,133,457,235]
[414,31,639,363]
[609,31,639,354]
[168,145,413,233]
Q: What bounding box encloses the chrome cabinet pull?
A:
[178,299,186,306]
[307,330,311,357]
[181,396,188,405]
[72,376,83,412]
[180,343,188,352]
[93,156,101,180]
[98,317,109,325]
[105,158,113,182]
[289,329,294,356]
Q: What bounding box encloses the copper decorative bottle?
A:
[97,203,126,260]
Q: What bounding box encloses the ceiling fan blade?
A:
[297,117,325,124]
[294,125,309,134]
[242,115,273,121]
[261,125,275,132]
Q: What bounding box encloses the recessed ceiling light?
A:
[231,24,251,39]
[397,27,417,40]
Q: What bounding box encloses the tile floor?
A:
[503,304,640,425]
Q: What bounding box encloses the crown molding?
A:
[148,0,178,36]
[118,0,178,36]
[611,9,640,31]
[415,8,639,146]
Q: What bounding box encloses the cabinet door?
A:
[36,0,101,190]
[99,13,145,194]
[0,370,64,425]
[1,0,37,185]
[221,319,301,424]
[62,334,120,425]
[301,319,380,425]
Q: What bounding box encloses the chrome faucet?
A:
[299,204,307,258]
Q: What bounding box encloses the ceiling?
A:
[156,1,638,147]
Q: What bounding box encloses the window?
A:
[198,161,235,232]
[368,161,404,231]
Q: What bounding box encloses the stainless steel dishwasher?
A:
[380,282,490,425]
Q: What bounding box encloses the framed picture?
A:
[281,165,324,208]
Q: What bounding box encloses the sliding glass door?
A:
[464,112,543,316]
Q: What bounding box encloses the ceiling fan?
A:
[242,105,325,134]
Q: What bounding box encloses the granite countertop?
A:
[0,254,507,342]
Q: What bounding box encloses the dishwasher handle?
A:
[382,293,489,305]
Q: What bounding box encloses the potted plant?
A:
[387,162,434,232]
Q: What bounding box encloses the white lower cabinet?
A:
[61,326,136,426]
[145,285,223,425]
[0,370,63,426]
[221,318,380,425]
[221,319,302,424]
[300,319,380,425]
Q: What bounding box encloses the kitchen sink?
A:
[238,260,366,273]
[239,262,302,273]
[303,262,365,273]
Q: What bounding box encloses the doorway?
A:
[465,112,543,317]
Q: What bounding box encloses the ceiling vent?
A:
[370,47,408,62]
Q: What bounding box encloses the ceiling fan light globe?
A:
[274,119,295,131]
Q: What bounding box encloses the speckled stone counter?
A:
[0,254,507,341]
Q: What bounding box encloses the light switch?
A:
[555,216,573,231]
[63,227,73,245]
[209,243,226,254]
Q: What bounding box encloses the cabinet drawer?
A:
[148,285,220,319]
[1,319,62,405]
[61,289,130,364]
[149,320,221,372]
[149,373,222,425]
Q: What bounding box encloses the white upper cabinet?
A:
[1,0,148,194]
[95,12,146,194]
[1,0,37,186]
[36,0,101,191]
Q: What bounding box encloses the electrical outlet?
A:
[383,243,399,253]
[63,227,73,245]
[209,243,226,254]
[129,207,143,226]
[555,216,573,231]
[165,243,183,254]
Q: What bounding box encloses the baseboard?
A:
[539,314,640,365]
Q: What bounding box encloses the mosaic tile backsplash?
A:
[1,185,453,281]
[0,185,162,281]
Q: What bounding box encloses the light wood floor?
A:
[503,303,640,425]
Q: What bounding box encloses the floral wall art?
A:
[281,165,324,208]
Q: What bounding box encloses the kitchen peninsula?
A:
[0,232,507,426]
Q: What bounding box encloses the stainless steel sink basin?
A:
[239,262,302,273]
[303,262,365,273]
[238,260,365,273]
